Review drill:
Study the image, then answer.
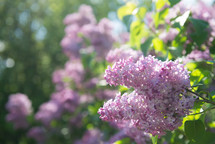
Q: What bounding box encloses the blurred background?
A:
[0,0,125,143]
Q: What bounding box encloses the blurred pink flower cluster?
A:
[61,5,115,59]
[6,93,32,129]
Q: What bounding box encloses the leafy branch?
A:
[186,88,215,105]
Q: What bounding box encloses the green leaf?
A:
[189,18,209,46]
[114,138,131,144]
[154,8,169,28]
[184,120,205,142]
[210,91,215,97]
[130,21,148,48]
[135,7,147,20]
[152,135,158,144]
[168,0,181,7]
[210,40,215,54]
[152,38,166,55]
[206,60,215,64]
[141,36,153,56]
[156,0,169,10]
[117,2,136,20]
[122,15,134,31]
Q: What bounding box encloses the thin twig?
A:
[186,88,215,105]
[189,107,215,116]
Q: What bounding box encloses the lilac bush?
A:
[5,1,215,144]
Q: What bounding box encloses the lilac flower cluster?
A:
[6,93,32,129]
[106,45,142,63]
[74,129,103,144]
[35,88,79,126]
[61,5,115,59]
[183,49,212,64]
[52,60,84,91]
[99,55,195,137]
[123,126,150,144]
[159,28,179,43]
[27,127,46,143]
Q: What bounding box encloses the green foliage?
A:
[141,36,153,56]
[114,138,132,144]
[152,135,158,144]
[130,21,148,48]
[184,120,205,142]
[154,8,169,28]
[189,18,209,47]
[117,2,136,20]
[168,0,181,7]
[155,0,169,10]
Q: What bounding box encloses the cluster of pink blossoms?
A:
[35,88,79,126]
[6,93,32,129]
[27,127,46,143]
[98,55,195,137]
[52,60,85,91]
[61,4,115,59]
[106,45,142,63]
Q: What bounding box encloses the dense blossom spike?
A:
[99,55,195,137]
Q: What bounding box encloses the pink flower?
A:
[27,127,46,143]
[6,93,32,129]
[99,55,195,137]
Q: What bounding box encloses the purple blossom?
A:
[61,35,83,59]
[70,114,83,128]
[52,69,68,91]
[99,55,195,136]
[98,18,113,33]
[95,89,117,100]
[6,93,32,129]
[183,49,212,63]
[52,60,85,91]
[74,129,103,144]
[35,100,62,126]
[83,77,99,89]
[79,94,94,104]
[51,88,79,113]
[106,130,127,143]
[64,60,85,86]
[61,5,115,59]
[159,28,179,43]
[122,124,150,144]
[106,45,142,63]
[27,126,46,143]
[118,32,130,44]
[80,22,115,58]
[63,4,96,27]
